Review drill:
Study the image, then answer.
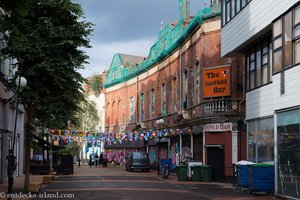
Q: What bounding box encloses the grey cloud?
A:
[78,0,208,43]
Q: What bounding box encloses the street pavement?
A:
[0,163,278,200]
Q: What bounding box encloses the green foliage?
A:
[0,0,94,129]
[86,74,102,97]
[76,96,99,131]
[59,143,78,156]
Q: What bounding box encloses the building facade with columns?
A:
[104,1,246,180]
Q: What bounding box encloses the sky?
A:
[76,0,211,78]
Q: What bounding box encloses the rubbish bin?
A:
[176,165,188,181]
[191,166,202,181]
[200,165,212,182]
[234,160,255,191]
[248,163,274,194]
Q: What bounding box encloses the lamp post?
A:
[156,118,164,176]
[49,114,55,175]
[9,74,26,196]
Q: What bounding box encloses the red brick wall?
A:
[104,17,245,133]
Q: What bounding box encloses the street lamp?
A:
[12,75,27,152]
[9,74,26,196]
[156,118,164,176]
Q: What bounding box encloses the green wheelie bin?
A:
[201,165,212,181]
[176,165,188,181]
[191,165,202,181]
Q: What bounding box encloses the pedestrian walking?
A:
[5,149,17,196]
[99,153,104,167]
[89,154,92,168]
[95,153,99,167]
[78,158,80,167]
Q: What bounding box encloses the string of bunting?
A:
[37,128,193,146]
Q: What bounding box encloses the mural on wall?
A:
[170,142,180,168]
[159,144,168,160]
[104,149,138,166]
[181,146,192,162]
[148,146,158,166]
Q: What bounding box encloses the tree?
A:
[0,0,94,191]
[86,74,103,97]
[76,96,99,131]
[0,0,94,128]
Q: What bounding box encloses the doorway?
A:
[207,146,225,181]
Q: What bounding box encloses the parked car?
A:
[125,152,150,172]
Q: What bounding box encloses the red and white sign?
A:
[203,123,232,132]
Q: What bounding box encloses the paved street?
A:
[35,164,277,200]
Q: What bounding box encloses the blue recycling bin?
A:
[160,159,172,175]
[236,164,249,188]
[248,163,274,194]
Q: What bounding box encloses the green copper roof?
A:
[104,5,221,88]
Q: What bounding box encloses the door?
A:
[207,147,225,181]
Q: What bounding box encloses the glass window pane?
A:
[231,0,235,18]
[274,50,282,73]
[262,54,268,65]
[274,38,282,50]
[241,0,246,8]
[226,2,231,22]
[262,65,268,85]
[277,109,300,199]
[294,26,300,38]
[246,53,250,90]
[257,118,274,162]
[236,0,240,13]
[248,121,256,162]
[269,41,273,80]
[284,11,292,67]
[222,0,226,25]
[295,5,300,25]
[250,71,255,89]
[256,49,261,87]
[263,41,268,54]
[295,39,300,64]
[273,19,282,37]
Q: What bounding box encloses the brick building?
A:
[104,1,246,180]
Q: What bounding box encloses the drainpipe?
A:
[136,76,139,126]
[179,47,182,111]
[239,57,245,113]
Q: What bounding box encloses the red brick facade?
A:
[104,16,246,179]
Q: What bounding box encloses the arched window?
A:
[172,77,177,112]
[161,83,166,115]
[140,92,145,121]
[129,96,134,123]
[150,88,155,118]
[183,70,188,109]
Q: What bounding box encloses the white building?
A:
[0,37,26,182]
[221,0,300,199]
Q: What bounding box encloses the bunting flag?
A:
[34,126,194,147]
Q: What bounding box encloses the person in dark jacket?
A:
[99,153,104,166]
[94,153,99,167]
[5,149,17,195]
[89,154,92,167]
